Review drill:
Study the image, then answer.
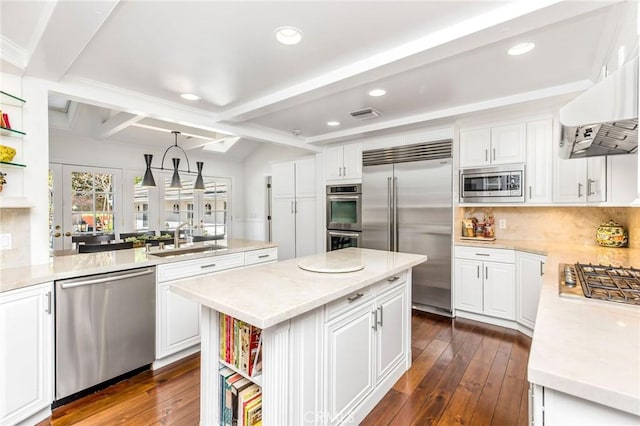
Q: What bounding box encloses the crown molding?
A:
[1,35,28,72]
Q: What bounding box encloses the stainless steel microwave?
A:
[460,165,525,203]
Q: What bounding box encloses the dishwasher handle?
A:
[60,268,154,289]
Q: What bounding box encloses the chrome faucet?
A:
[174,222,188,248]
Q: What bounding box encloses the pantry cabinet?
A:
[0,282,53,426]
[325,142,363,182]
[517,252,546,330]
[525,119,553,203]
[459,124,526,168]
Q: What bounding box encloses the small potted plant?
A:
[0,172,6,192]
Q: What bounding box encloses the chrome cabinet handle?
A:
[577,182,583,198]
[529,186,532,200]
[476,253,490,256]
[60,269,154,288]
[377,306,383,326]
[477,265,480,279]
[372,310,378,331]
[387,276,400,282]
[45,291,52,314]
[258,254,270,259]
[387,177,392,251]
[587,179,595,196]
[290,201,294,213]
[540,261,545,276]
[492,148,496,161]
[338,167,342,177]
[485,149,488,162]
[347,293,364,302]
[343,166,346,176]
[485,266,488,280]
[295,201,298,213]
[200,263,218,269]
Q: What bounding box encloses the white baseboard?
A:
[153,345,200,370]
[15,405,51,426]
[455,310,534,337]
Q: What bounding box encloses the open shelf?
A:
[0,91,26,107]
[0,126,25,137]
[219,359,263,387]
[0,161,26,168]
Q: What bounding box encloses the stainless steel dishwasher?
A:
[55,267,155,402]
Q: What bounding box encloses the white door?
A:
[272,197,296,260]
[342,143,363,180]
[325,145,344,181]
[454,259,483,313]
[517,252,545,329]
[375,286,406,382]
[554,157,587,203]
[586,157,607,202]
[0,282,53,426]
[483,261,516,320]
[295,157,317,198]
[272,162,296,199]
[49,164,64,252]
[491,124,526,165]
[325,303,375,425]
[156,282,200,359]
[294,197,317,258]
[459,128,491,168]
[526,120,553,203]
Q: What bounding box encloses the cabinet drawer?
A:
[157,252,245,282]
[371,271,407,296]
[245,247,278,266]
[455,246,515,263]
[326,286,375,322]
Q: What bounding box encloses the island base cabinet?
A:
[0,282,53,426]
[156,281,200,361]
[530,384,640,425]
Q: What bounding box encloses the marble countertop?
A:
[456,238,640,416]
[170,247,427,329]
[0,239,276,293]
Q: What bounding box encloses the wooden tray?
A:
[460,236,496,242]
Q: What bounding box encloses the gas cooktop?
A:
[559,263,640,306]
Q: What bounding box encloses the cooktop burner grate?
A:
[574,263,640,306]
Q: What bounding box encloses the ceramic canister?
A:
[596,220,628,248]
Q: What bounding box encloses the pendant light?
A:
[141,130,205,189]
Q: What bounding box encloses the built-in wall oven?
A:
[326,184,361,251]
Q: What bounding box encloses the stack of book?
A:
[219,366,262,426]
[219,313,262,377]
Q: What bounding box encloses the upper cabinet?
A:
[607,154,638,205]
[459,124,525,168]
[325,142,362,182]
[525,119,553,203]
[554,154,606,203]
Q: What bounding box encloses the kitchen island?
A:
[171,247,427,426]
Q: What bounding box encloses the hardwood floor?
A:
[38,311,531,425]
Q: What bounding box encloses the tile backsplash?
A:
[458,207,640,248]
[0,208,31,267]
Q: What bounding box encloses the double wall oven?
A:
[326,184,362,251]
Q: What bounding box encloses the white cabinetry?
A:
[607,154,638,204]
[554,154,606,203]
[272,157,317,260]
[516,252,545,331]
[459,124,525,168]
[324,274,408,425]
[454,247,515,321]
[325,143,363,182]
[526,119,553,203]
[0,282,53,426]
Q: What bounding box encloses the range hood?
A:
[559,56,638,159]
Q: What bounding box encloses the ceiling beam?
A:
[98,111,144,138]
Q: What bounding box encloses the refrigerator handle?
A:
[387,177,392,251]
[393,176,398,252]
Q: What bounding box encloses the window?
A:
[133,175,150,231]
[70,171,115,234]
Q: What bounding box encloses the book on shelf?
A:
[231,378,256,426]
[1,113,10,129]
[224,373,244,426]
[219,313,263,377]
[237,384,261,426]
[243,393,262,426]
[219,367,235,425]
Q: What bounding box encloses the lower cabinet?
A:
[324,280,407,425]
[0,282,53,426]
[517,252,546,330]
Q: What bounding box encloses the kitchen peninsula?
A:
[171,247,427,426]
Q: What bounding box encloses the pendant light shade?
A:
[170,158,182,188]
[141,154,156,187]
[194,161,205,190]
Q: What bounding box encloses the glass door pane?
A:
[200,178,230,244]
[133,175,150,231]
[163,175,195,241]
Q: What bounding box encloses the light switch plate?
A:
[0,233,12,250]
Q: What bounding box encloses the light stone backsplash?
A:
[457,207,640,249]
[0,208,31,267]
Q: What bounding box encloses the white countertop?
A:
[170,247,427,329]
[456,239,640,416]
[0,239,276,293]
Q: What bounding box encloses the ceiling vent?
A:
[350,107,382,120]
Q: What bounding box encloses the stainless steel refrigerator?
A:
[361,141,452,316]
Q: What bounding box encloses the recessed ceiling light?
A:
[368,89,386,97]
[275,26,303,45]
[181,93,200,101]
[508,42,535,56]
[327,121,340,127]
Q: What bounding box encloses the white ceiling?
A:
[0,1,633,158]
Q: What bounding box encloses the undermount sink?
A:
[149,244,228,258]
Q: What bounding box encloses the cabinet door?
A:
[272,162,296,199]
[516,252,545,330]
[342,143,363,180]
[156,282,200,359]
[526,120,553,203]
[294,197,317,258]
[375,286,406,382]
[325,303,375,425]
[295,157,317,198]
[325,145,344,181]
[554,157,588,203]
[272,197,296,260]
[0,283,53,426]
[459,128,491,168]
[454,259,483,313]
[483,262,516,320]
[491,123,526,165]
[607,154,638,204]
[586,157,606,203]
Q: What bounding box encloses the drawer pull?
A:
[387,276,400,282]
[372,310,378,331]
[200,263,217,269]
[258,254,270,259]
[347,293,364,302]
[475,253,490,256]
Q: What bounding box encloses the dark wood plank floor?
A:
[37,311,531,425]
